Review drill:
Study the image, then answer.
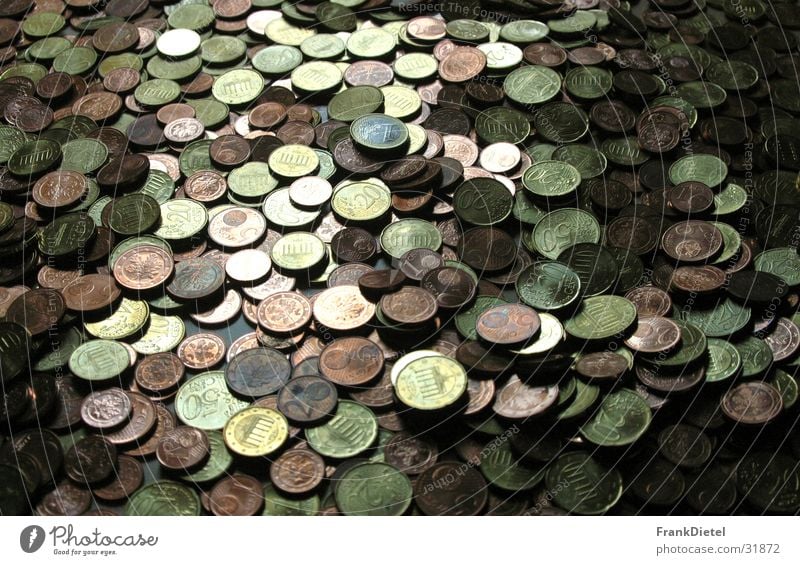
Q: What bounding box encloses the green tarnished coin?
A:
[453,178,513,226]
[329,86,384,123]
[167,4,215,31]
[135,78,181,108]
[380,85,422,120]
[212,69,264,106]
[271,232,326,272]
[268,144,319,178]
[534,102,590,143]
[670,154,728,187]
[653,321,707,367]
[306,400,378,458]
[155,198,208,241]
[0,322,30,383]
[679,297,750,337]
[26,36,71,62]
[504,65,561,106]
[227,162,278,199]
[558,379,600,420]
[201,35,247,65]
[706,60,759,91]
[754,247,800,286]
[107,193,161,236]
[147,55,202,82]
[188,99,230,129]
[52,46,97,75]
[601,137,649,166]
[546,452,622,515]
[351,114,408,153]
[300,33,345,60]
[84,298,149,339]
[523,160,581,198]
[705,338,742,383]
[736,453,800,513]
[22,11,65,38]
[125,481,201,516]
[291,61,342,93]
[551,144,607,179]
[581,389,651,446]
[652,95,698,128]
[181,431,232,483]
[475,106,531,145]
[262,187,320,228]
[549,10,597,36]
[8,139,61,176]
[33,326,82,372]
[710,221,741,265]
[0,202,15,234]
[558,243,619,297]
[565,66,613,100]
[565,295,636,340]
[265,18,316,47]
[98,53,143,77]
[771,369,798,410]
[735,336,773,378]
[38,212,95,257]
[0,126,27,165]
[60,138,108,174]
[531,208,601,260]
[175,371,249,430]
[394,52,438,82]
[395,355,468,410]
[347,27,395,59]
[316,2,357,32]
[380,218,442,260]
[513,192,547,225]
[131,314,185,355]
[516,261,581,311]
[455,295,508,340]
[332,180,391,222]
[714,183,747,215]
[446,19,490,42]
[252,45,303,75]
[68,339,130,381]
[139,170,176,204]
[676,80,728,108]
[500,19,549,43]
[337,462,413,516]
[479,441,545,491]
[0,63,48,84]
[262,484,320,516]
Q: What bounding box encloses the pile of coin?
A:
[1,0,800,516]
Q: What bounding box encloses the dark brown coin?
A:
[226,346,291,397]
[348,367,395,409]
[333,137,383,174]
[92,22,140,53]
[135,352,185,394]
[358,269,407,300]
[721,382,783,425]
[277,375,338,424]
[167,257,225,301]
[575,351,629,380]
[606,215,660,256]
[123,401,172,456]
[64,435,118,485]
[5,288,65,336]
[399,248,444,281]
[476,304,540,347]
[210,134,251,169]
[415,462,488,516]
[331,227,377,263]
[97,153,149,190]
[62,274,120,312]
[156,426,209,471]
[37,481,92,516]
[209,474,264,516]
[319,336,384,386]
[662,220,723,262]
[384,432,439,475]
[249,102,287,129]
[381,155,427,185]
[420,266,477,309]
[92,455,144,502]
[666,181,714,214]
[464,378,496,415]
[50,376,84,430]
[380,286,438,326]
[635,364,705,394]
[456,340,512,377]
[524,43,567,67]
[80,387,132,429]
[670,265,726,293]
[277,120,315,145]
[457,227,517,272]
[270,448,325,494]
[36,71,74,100]
[625,317,681,353]
[624,285,672,317]
[103,67,141,94]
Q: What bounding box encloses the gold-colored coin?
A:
[223,407,288,457]
[395,355,468,410]
[268,144,319,178]
[84,298,149,340]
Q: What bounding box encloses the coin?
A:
[223,407,288,457]
[156,426,209,471]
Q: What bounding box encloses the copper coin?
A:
[666,181,715,214]
[156,426,209,471]
[457,227,517,272]
[455,340,513,377]
[635,363,704,394]
[348,368,395,409]
[226,346,291,397]
[493,375,559,419]
[344,60,394,87]
[381,155,427,185]
[270,448,325,494]
[476,304,541,347]
[328,263,374,287]
[50,376,84,430]
[97,153,149,190]
[249,101,287,129]
[358,269,407,300]
[624,285,672,317]
[105,391,157,446]
[5,288,65,336]
[625,317,681,353]
[277,375,338,424]
[464,378,496,416]
[177,333,226,370]
[156,102,195,125]
[209,474,264,516]
[420,266,477,309]
[670,265,726,293]
[64,435,117,484]
[62,274,121,312]
[36,71,74,100]
[135,352,185,394]
[72,91,123,122]
[103,67,140,93]
[575,352,629,380]
[184,170,227,202]
[113,245,174,290]
[330,227,377,263]
[167,257,225,300]
[37,481,92,516]
[37,265,81,289]
[415,462,487,516]
[333,137,383,174]
[661,220,723,262]
[80,387,132,429]
[92,455,143,502]
[210,134,251,169]
[312,285,376,331]
[257,291,312,334]
[319,337,384,386]
[277,119,315,145]
[606,215,660,256]
[384,432,439,475]
[16,103,53,133]
[439,46,487,82]
[524,42,567,66]
[398,248,444,281]
[721,382,783,425]
[380,286,438,326]
[123,401,172,456]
